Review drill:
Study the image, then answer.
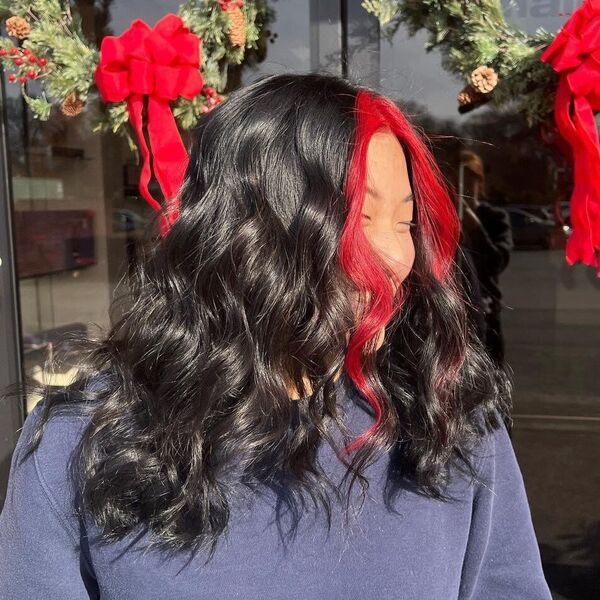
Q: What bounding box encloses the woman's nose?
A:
[369,234,413,273]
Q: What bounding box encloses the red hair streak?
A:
[337,90,460,458]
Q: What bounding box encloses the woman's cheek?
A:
[399,237,416,281]
[388,237,415,293]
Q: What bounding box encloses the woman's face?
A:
[362,129,416,293]
[348,129,416,351]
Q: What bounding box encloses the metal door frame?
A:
[0,71,25,507]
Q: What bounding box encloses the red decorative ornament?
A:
[217,0,244,9]
[94,14,203,237]
[541,0,600,274]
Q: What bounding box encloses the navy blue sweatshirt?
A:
[0,376,551,599]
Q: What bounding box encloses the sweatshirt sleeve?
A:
[458,418,552,599]
[0,402,98,599]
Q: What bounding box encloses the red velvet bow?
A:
[541,0,600,274]
[94,14,203,237]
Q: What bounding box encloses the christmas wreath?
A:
[0,0,268,235]
[363,0,600,274]
[362,0,556,123]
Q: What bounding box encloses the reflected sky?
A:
[381,4,571,122]
[241,0,311,84]
[502,0,579,33]
[109,0,182,33]
[107,0,311,85]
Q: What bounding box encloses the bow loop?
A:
[581,17,600,55]
[95,14,203,100]
[128,58,155,95]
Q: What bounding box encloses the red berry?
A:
[8,73,16,82]
[27,69,36,79]
[14,57,23,66]
[10,47,18,56]
[201,105,210,113]
[38,57,47,66]
[23,48,30,55]
[19,76,26,83]
[204,86,215,97]
[28,55,36,63]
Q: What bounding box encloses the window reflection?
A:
[7,0,310,413]
[380,11,599,597]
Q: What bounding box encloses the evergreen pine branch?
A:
[22,86,51,119]
[2,0,268,141]
[363,0,557,125]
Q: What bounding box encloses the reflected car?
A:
[112,208,147,232]
[506,207,555,249]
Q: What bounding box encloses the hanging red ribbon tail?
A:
[147,95,189,236]
[94,14,204,238]
[541,0,600,275]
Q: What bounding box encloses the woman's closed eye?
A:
[361,214,416,233]
[396,220,416,233]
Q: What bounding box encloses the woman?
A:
[0,73,551,599]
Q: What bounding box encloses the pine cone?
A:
[6,16,31,39]
[61,92,85,117]
[457,84,489,114]
[457,85,477,107]
[227,6,247,47]
[470,66,498,94]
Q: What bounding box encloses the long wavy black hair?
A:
[9,72,511,561]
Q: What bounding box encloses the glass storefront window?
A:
[1,1,597,596]
[380,7,599,597]
[5,0,312,414]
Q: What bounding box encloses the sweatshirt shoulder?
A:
[12,395,92,538]
[469,408,524,498]
[20,395,91,469]
[0,393,101,599]
[461,407,512,482]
